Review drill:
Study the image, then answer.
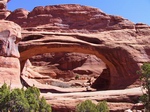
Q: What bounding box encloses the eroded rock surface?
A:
[44,87,143,112]
[1,5,149,90]
[19,27,150,90]
[0,0,10,10]
[29,52,106,81]
[6,4,134,32]
[0,4,150,111]
[0,20,22,88]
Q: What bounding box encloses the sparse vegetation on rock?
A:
[138,63,150,112]
[96,101,110,112]
[76,99,109,112]
[75,74,80,80]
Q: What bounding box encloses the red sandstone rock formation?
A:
[44,87,143,112]
[12,4,149,90]
[4,5,142,91]
[0,0,10,10]
[1,4,150,111]
[6,4,135,32]
[19,28,150,90]
[0,20,22,88]
[29,52,105,81]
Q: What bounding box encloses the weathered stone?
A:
[44,87,143,112]
[4,5,148,111]
[7,8,29,26]
[0,20,21,57]
[29,52,106,80]
[19,26,150,90]
[0,56,21,88]
[1,4,150,111]
[0,10,10,19]
[6,4,135,32]
[0,20,22,88]
[0,0,10,10]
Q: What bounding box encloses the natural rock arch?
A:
[19,31,142,90]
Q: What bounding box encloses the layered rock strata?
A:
[0,20,22,88]
[6,4,135,32]
[19,27,150,90]
[15,4,150,90]
[0,4,150,111]
[0,0,10,10]
[44,87,143,112]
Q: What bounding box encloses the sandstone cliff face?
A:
[0,20,22,88]
[19,27,150,90]
[6,4,135,32]
[3,4,148,90]
[0,0,10,10]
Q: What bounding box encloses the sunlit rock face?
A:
[0,0,11,19]
[7,4,135,32]
[0,20,22,88]
[17,4,150,90]
[0,30,20,57]
[1,4,149,111]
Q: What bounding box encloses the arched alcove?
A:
[19,34,140,90]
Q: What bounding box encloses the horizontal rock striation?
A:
[6,4,135,33]
[0,20,22,88]
[44,87,143,112]
[13,5,150,90]
[19,27,150,90]
[1,4,150,111]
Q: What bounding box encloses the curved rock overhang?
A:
[19,29,150,90]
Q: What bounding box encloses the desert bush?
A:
[0,83,11,111]
[138,63,150,112]
[76,99,109,112]
[75,74,80,80]
[97,101,109,112]
[0,83,51,112]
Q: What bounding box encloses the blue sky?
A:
[8,0,150,25]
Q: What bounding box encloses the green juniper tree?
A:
[97,101,109,112]
[0,83,52,112]
[0,83,11,111]
[25,86,40,111]
[76,100,97,112]
[76,99,109,112]
[8,88,29,112]
[138,63,150,112]
[39,96,52,112]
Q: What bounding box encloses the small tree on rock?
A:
[0,83,52,112]
[76,99,109,112]
[97,101,109,112]
[138,63,150,112]
[0,83,11,111]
